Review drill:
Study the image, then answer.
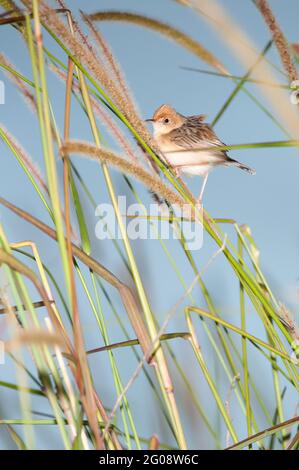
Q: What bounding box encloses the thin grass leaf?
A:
[227,416,299,450]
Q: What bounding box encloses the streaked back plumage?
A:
[148,106,256,176]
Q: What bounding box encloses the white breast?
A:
[180,164,213,176]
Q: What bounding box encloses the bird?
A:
[146,104,255,205]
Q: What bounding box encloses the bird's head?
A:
[146,104,185,137]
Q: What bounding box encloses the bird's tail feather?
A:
[226,158,256,175]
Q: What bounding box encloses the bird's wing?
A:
[187,114,207,122]
[169,120,228,158]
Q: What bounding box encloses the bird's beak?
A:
[145,118,154,122]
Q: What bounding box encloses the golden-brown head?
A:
[146,104,185,137]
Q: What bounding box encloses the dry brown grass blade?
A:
[61,140,185,207]
[88,10,227,74]
[256,0,298,83]
[0,196,153,364]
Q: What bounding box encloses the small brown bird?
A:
[146,104,255,204]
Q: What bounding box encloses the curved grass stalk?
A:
[25,12,71,301]
[250,348,296,387]
[235,228,298,383]
[67,154,229,446]
[5,423,27,450]
[188,303,298,437]
[38,13,298,440]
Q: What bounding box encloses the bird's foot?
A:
[195,201,203,213]
[196,197,203,210]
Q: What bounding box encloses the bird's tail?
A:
[226,158,256,175]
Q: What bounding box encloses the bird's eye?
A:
[164,118,169,124]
